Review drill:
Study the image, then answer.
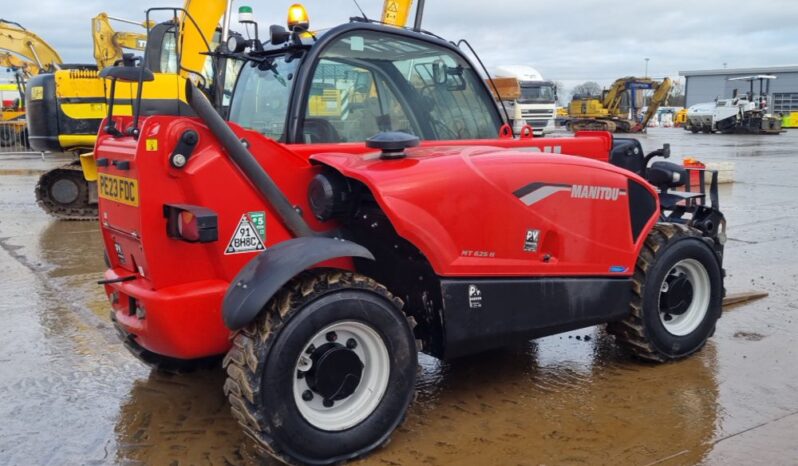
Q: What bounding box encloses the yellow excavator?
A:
[0,19,64,147]
[568,76,673,133]
[26,2,228,219]
[26,13,150,155]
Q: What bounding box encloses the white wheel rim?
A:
[292,320,390,431]
[658,258,711,336]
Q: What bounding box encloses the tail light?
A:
[163,204,218,243]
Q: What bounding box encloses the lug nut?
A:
[302,390,313,401]
[346,338,357,349]
[323,399,334,408]
[326,331,337,342]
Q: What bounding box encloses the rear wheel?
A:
[224,270,417,465]
[608,223,722,362]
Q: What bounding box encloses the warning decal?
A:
[225,213,266,255]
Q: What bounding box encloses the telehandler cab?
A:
[95,4,727,465]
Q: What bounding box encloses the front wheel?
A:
[224,270,417,465]
[608,224,723,362]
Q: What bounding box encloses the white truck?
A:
[493,65,557,135]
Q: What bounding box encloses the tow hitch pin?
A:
[97,275,137,285]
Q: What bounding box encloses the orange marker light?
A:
[287,4,310,31]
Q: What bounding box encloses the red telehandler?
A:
[94,4,727,465]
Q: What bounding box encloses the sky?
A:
[4,0,798,92]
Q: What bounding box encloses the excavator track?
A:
[35,161,98,221]
[569,119,618,132]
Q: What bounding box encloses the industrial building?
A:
[680,65,798,114]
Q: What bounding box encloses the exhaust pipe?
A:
[185,80,315,238]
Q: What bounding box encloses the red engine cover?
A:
[312,145,658,277]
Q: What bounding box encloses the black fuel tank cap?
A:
[365,131,420,159]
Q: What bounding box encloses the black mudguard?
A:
[222,237,374,330]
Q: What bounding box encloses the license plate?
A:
[98,173,139,207]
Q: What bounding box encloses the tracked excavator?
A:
[26,2,228,219]
[568,77,673,133]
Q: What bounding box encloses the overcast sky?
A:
[5,0,798,90]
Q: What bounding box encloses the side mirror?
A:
[270,25,291,45]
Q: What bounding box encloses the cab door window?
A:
[303,60,418,143]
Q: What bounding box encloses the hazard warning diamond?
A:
[225,214,266,254]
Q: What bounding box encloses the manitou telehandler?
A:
[94,3,727,465]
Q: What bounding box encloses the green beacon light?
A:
[238,6,255,24]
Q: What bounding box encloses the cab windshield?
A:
[228,56,298,141]
[518,83,556,104]
[229,29,503,143]
[302,31,501,143]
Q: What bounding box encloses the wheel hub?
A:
[306,343,364,402]
[660,271,694,316]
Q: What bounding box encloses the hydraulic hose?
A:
[185,80,315,238]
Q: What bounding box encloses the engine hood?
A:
[311,144,658,277]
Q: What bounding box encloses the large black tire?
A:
[223,270,417,465]
[0,125,13,147]
[608,223,723,362]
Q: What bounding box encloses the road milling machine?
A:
[684,76,782,135]
[714,76,781,134]
[568,76,672,133]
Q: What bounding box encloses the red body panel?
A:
[312,146,658,276]
[96,116,656,358]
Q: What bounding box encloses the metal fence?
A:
[0,120,34,153]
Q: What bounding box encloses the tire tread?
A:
[223,269,413,465]
[607,223,714,363]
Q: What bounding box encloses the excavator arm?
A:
[0,19,62,71]
[92,13,150,69]
[635,77,672,131]
[381,0,414,27]
[0,50,39,77]
[177,0,228,78]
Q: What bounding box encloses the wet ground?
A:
[0,129,796,465]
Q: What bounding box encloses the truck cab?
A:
[493,65,557,135]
